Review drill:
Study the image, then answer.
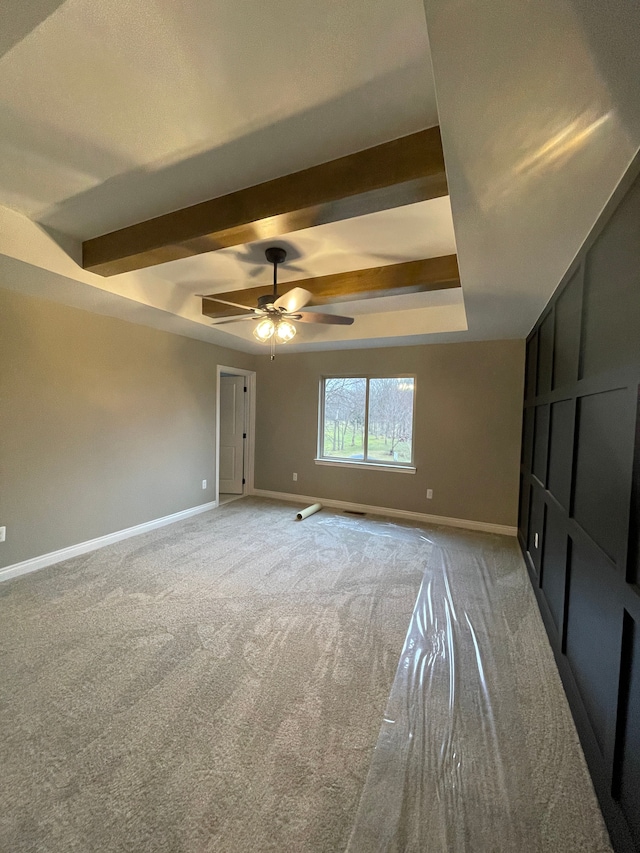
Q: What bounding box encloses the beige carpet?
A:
[0,498,611,852]
[0,498,424,852]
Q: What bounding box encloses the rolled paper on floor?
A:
[296,502,322,520]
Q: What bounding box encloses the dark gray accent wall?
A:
[519,153,640,853]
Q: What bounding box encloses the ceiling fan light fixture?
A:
[275,319,296,342]
[253,317,275,342]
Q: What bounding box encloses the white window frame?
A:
[315,375,417,473]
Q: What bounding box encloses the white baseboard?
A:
[0,492,516,585]
[0,501,218,584]
[251,489,517,537]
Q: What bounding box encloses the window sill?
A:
[314,458,416,474]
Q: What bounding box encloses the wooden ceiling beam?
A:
[83,127,448,277]
[201,255,460,319]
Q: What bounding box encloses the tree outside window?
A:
[320,376,415,466]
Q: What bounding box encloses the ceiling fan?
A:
[201,247,354,356]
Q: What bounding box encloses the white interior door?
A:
[219,375,245,494]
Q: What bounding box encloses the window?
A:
[317,376,416,471]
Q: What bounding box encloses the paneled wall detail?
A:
[519,159,640,853]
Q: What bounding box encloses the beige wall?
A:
[0,287,254,568]
[0,284,525,569]
[254,340,525,526]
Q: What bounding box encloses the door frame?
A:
[216,365,256,505]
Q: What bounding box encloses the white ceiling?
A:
[141,195,466,347]
[148,197,456,294]
[424,0,640,340]
[0,0,437,237]
[1,0,638,353]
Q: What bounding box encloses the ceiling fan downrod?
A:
[256,246,287,309]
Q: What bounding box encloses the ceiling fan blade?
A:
[274,287,312,313]
[211,316,255,326]
[293,311,354,326]
[198,295,256,312]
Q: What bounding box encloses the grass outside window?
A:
[318,376,415,468]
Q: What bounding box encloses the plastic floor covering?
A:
[338,518,612,853]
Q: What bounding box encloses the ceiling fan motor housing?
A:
[257,294,276,309]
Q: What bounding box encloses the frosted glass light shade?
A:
[253,317,275,341]
[275,319,296,342]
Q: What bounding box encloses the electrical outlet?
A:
[202,479,207,489]
[0,526,6,543]
[293,473,298,482]
[426,489,433,499]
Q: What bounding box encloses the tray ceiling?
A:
[2,0,637,354]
